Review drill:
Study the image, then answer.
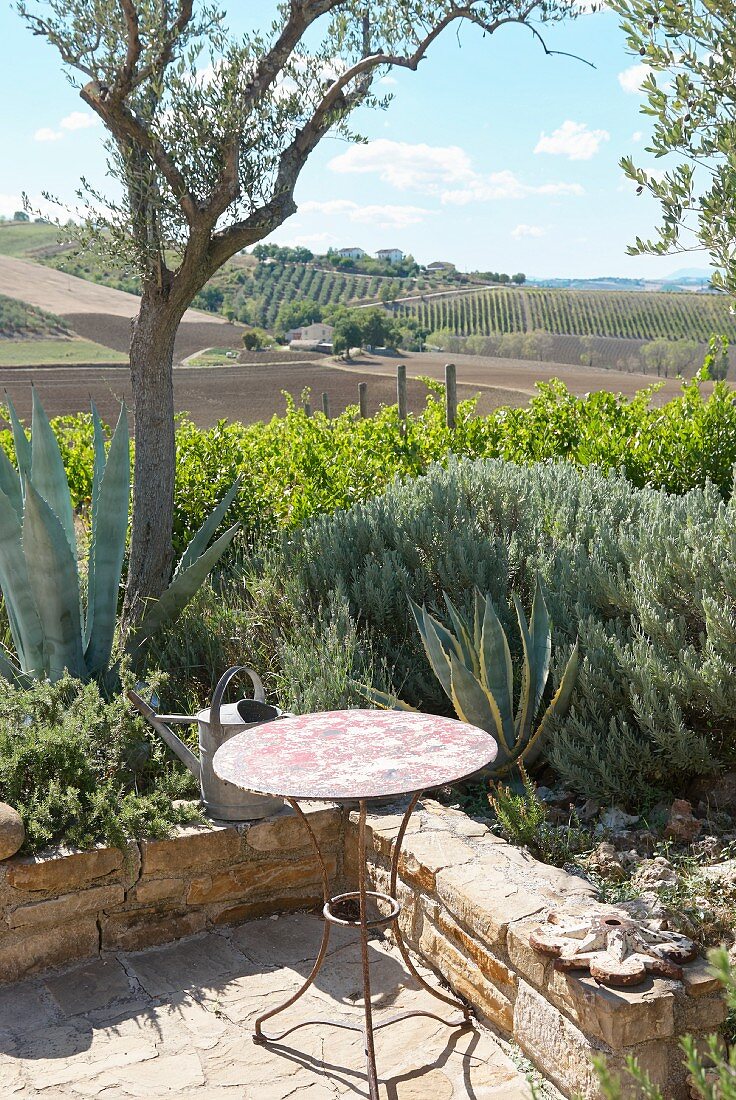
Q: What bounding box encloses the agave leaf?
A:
[409,599,455,698]
[84,403,108,649]
[22,481,84,681]
[0,645,25,685]
[448,655,498,735]
[353,682,418,711]
[84,405,130,677]
[30,389,76,560]
[514,580,551,743]
[442,593,479,676]
[0,485,45,675]
[5,395,31,483]
[522,641,580,768]
[473,588,485,650]
[0,446,22,521]
[128,521,241,657]
[479,595,516,751]
[175,476,243,577]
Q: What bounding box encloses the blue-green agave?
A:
[363,578,579,774]
[0,392,241,683]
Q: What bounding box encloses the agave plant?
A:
[0,392,241,684]
[363,577,579,775]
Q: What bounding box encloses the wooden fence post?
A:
[303,394,312,417]
[321,392,330,419]
[445,362,457,429]
[397,363,407,433]
[358,382,368,418]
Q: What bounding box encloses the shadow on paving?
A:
[0,912,533,1098]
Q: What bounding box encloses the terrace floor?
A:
[0,913,534,1098]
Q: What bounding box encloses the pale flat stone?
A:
[8,883,124,929]
[43,958,134,1016]
[5,845,123,895]
[243,804,340,853]
[230,911,355,967]
[125,931,249,997]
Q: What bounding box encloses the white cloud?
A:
[328,140,584,206]
[328,139,474,191]
[378,75,398,86]
[442,171,584,205]
[632,131,643,142]
[619,63,652,94]
[60,111,98,131]
[511,224,546,239]
[300,197,434,228]
[34,127,63,142]
[534,120,610,161]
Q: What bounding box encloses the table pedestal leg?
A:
[252,793,472,1097]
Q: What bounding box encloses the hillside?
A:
[398,285,736,344]
[0,294,69,339]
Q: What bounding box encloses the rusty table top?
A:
[213,709,497,802]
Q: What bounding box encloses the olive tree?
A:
[19,0,578,618]
[613,0,736,295]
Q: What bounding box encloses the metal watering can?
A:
[128,666,285,821]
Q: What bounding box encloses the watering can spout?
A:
[126,690,202,781]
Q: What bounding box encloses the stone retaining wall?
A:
[346,800,725,1100]
[0,803,341,984]
[0,798,725,1099]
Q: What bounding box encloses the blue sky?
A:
[0,3,698,279]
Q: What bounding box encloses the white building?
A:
[336,247,367,260]
[288,322,334,350]
[376,248,404,264]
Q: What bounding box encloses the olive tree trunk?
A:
[123,290,183,623]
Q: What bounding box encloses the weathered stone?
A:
[130,877,185,905]
[675,992,728,1032]
[100,906,207,952]
[7,883,124,929]
[396,832,477,892]
[418,917,514,1033]
[186,853,337,906]
[421,799,490,838]
[243,804,340,854]
[125,931,248,997]
[506,917,551,989]
[664,799,702,843]
[141,825,239,876]
[632,856,678,890]
[0,918,99,983]
[431,904,517,997]
[0,804,24,861]
[586,842,626,882]
[369,862,419,942]
[5,845,123,895]
[545,968,675,1048]
[682,957,723,998]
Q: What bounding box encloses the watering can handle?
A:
[210,666,266,737]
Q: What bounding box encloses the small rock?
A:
[700,858,736,886]
[0,803,25,860]
[632,857,678,890]
[619,848,644,869]
[586,841,626,881]
[664,799,702,843]
[579,798,600,823]
[597,807,639,834]
[691,835,723,863]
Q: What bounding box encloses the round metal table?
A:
[213,708,497,1100]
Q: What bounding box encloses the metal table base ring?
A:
[324,889,400,928]
[252,793,474,1100]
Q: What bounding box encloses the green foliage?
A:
[269,456,736,808]
[0,673,200,853]
[364,579,579,774]
[489,766,548,849]
[612,0,736,296]
[594,948,736,1099]
[0,393,241,683]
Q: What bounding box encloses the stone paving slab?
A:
[0,912,535,1098]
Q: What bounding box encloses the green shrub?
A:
[0,674,200,853]
[266,457,736,808]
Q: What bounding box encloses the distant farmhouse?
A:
[287,321,334,351]
[336,247,367,260]
[376,248,404,264]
